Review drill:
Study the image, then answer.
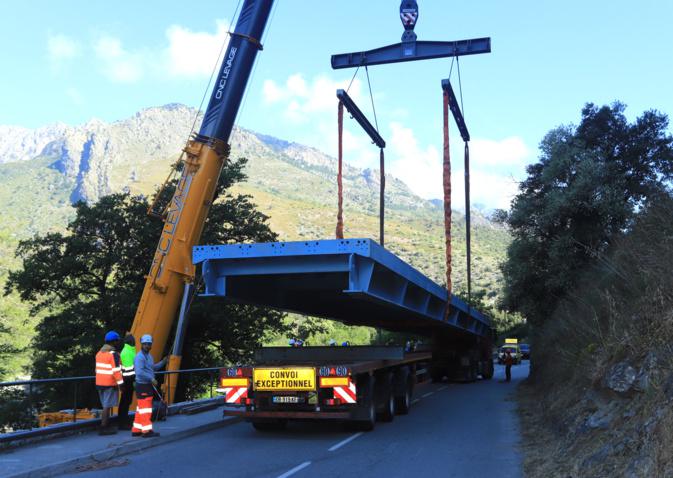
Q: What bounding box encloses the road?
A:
[67,363,527,478]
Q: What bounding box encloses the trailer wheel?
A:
[376,373,395,422]
[348,375,376,431]
[251,419,286,431]
[350,399,376,431]
[395,380,412,415]
[379,390,395,422]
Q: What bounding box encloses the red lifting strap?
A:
[336,101,345,239]
[442,88,452,314]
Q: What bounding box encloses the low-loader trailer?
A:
[219,346,432,431]
[196,239,495,431]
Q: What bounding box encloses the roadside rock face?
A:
[605,362,637,394]
[633,352,658,392]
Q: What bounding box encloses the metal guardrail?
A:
[0,366,223,436]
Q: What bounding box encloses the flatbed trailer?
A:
[218,346,449,431]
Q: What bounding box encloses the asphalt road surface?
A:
[67,363,527,478]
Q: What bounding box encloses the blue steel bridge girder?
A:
[194,239,491,339]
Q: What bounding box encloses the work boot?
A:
[141,431,160,438]
[98,427,117,436]
[132,432,142,437]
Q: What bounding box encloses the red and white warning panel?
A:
[217,377,249,404]
[333,380,357,404]
[319,376,357,404]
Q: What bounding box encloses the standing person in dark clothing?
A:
[132,334,166,438]
[504,349,513,382]
[117,334,136,430]
[95,331,123,435]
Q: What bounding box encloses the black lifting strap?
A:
[379,147,385,246]
[463,141,472,308]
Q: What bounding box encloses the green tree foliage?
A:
[5,158,287,407]
[501,103,673,326]
[455,289,526,342]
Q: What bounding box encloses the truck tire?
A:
[348,374,375,432]
[252,419,287,431]
[395,380,412,415]
[376,373,395,422]
[379,390,395,422]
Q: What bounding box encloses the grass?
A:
[517,196,673,477]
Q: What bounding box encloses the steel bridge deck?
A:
[193,239,490,338]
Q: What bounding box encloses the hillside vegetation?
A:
[500,102,673,477]
[0,104,511,380]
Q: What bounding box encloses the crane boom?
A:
[129,0,274,404]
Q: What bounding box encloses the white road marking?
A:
[438,386,448,391]
[422,392,434,398]
[277,461,311,478]
[328,432,364,452]
[411,398,421,404]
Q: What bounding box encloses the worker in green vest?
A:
[117,333,136,430]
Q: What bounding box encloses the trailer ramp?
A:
[193,239,490,338]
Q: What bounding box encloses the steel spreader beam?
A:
[331,37,491,70]
[337,89,385,148]
[441,79,470,142]
[193,239,491,338]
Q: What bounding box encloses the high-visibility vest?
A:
[120,344,136,379]
[95,349,123,387]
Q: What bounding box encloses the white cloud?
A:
[165,20,229,78]
[51,20,229,84]
[388,122,442,199]
[94,36,144,83]
[451,169,521,211]
[262,74,363,122]
[262,74,379,167]
[470,137,529,168]
[47,34,80,62]
[389,123,527,210]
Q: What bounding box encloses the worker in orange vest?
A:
[504,349,514,382]
[132,334,166,438]
[95,331,124,435]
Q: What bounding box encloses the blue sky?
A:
[1,0,671,210]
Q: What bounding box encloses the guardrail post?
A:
[73,382,78,422]
[28,382,33,427]
[210,369,214,398]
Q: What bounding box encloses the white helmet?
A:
[288,338,295,346]
[140,334,153,344]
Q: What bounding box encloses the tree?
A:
[6,158,287,407]
[501,103,673,326]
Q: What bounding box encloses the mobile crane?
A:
[128,0,274,403]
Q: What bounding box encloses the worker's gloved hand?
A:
[152,379,158,387]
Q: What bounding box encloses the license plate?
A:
[253,368,316,391]
[272,396,303,404]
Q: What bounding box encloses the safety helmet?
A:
[104,331,120,342]
[328,339,336,346]
[288,338,295,346]
[140,334,153,344]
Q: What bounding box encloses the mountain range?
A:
[0,104,511,375]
